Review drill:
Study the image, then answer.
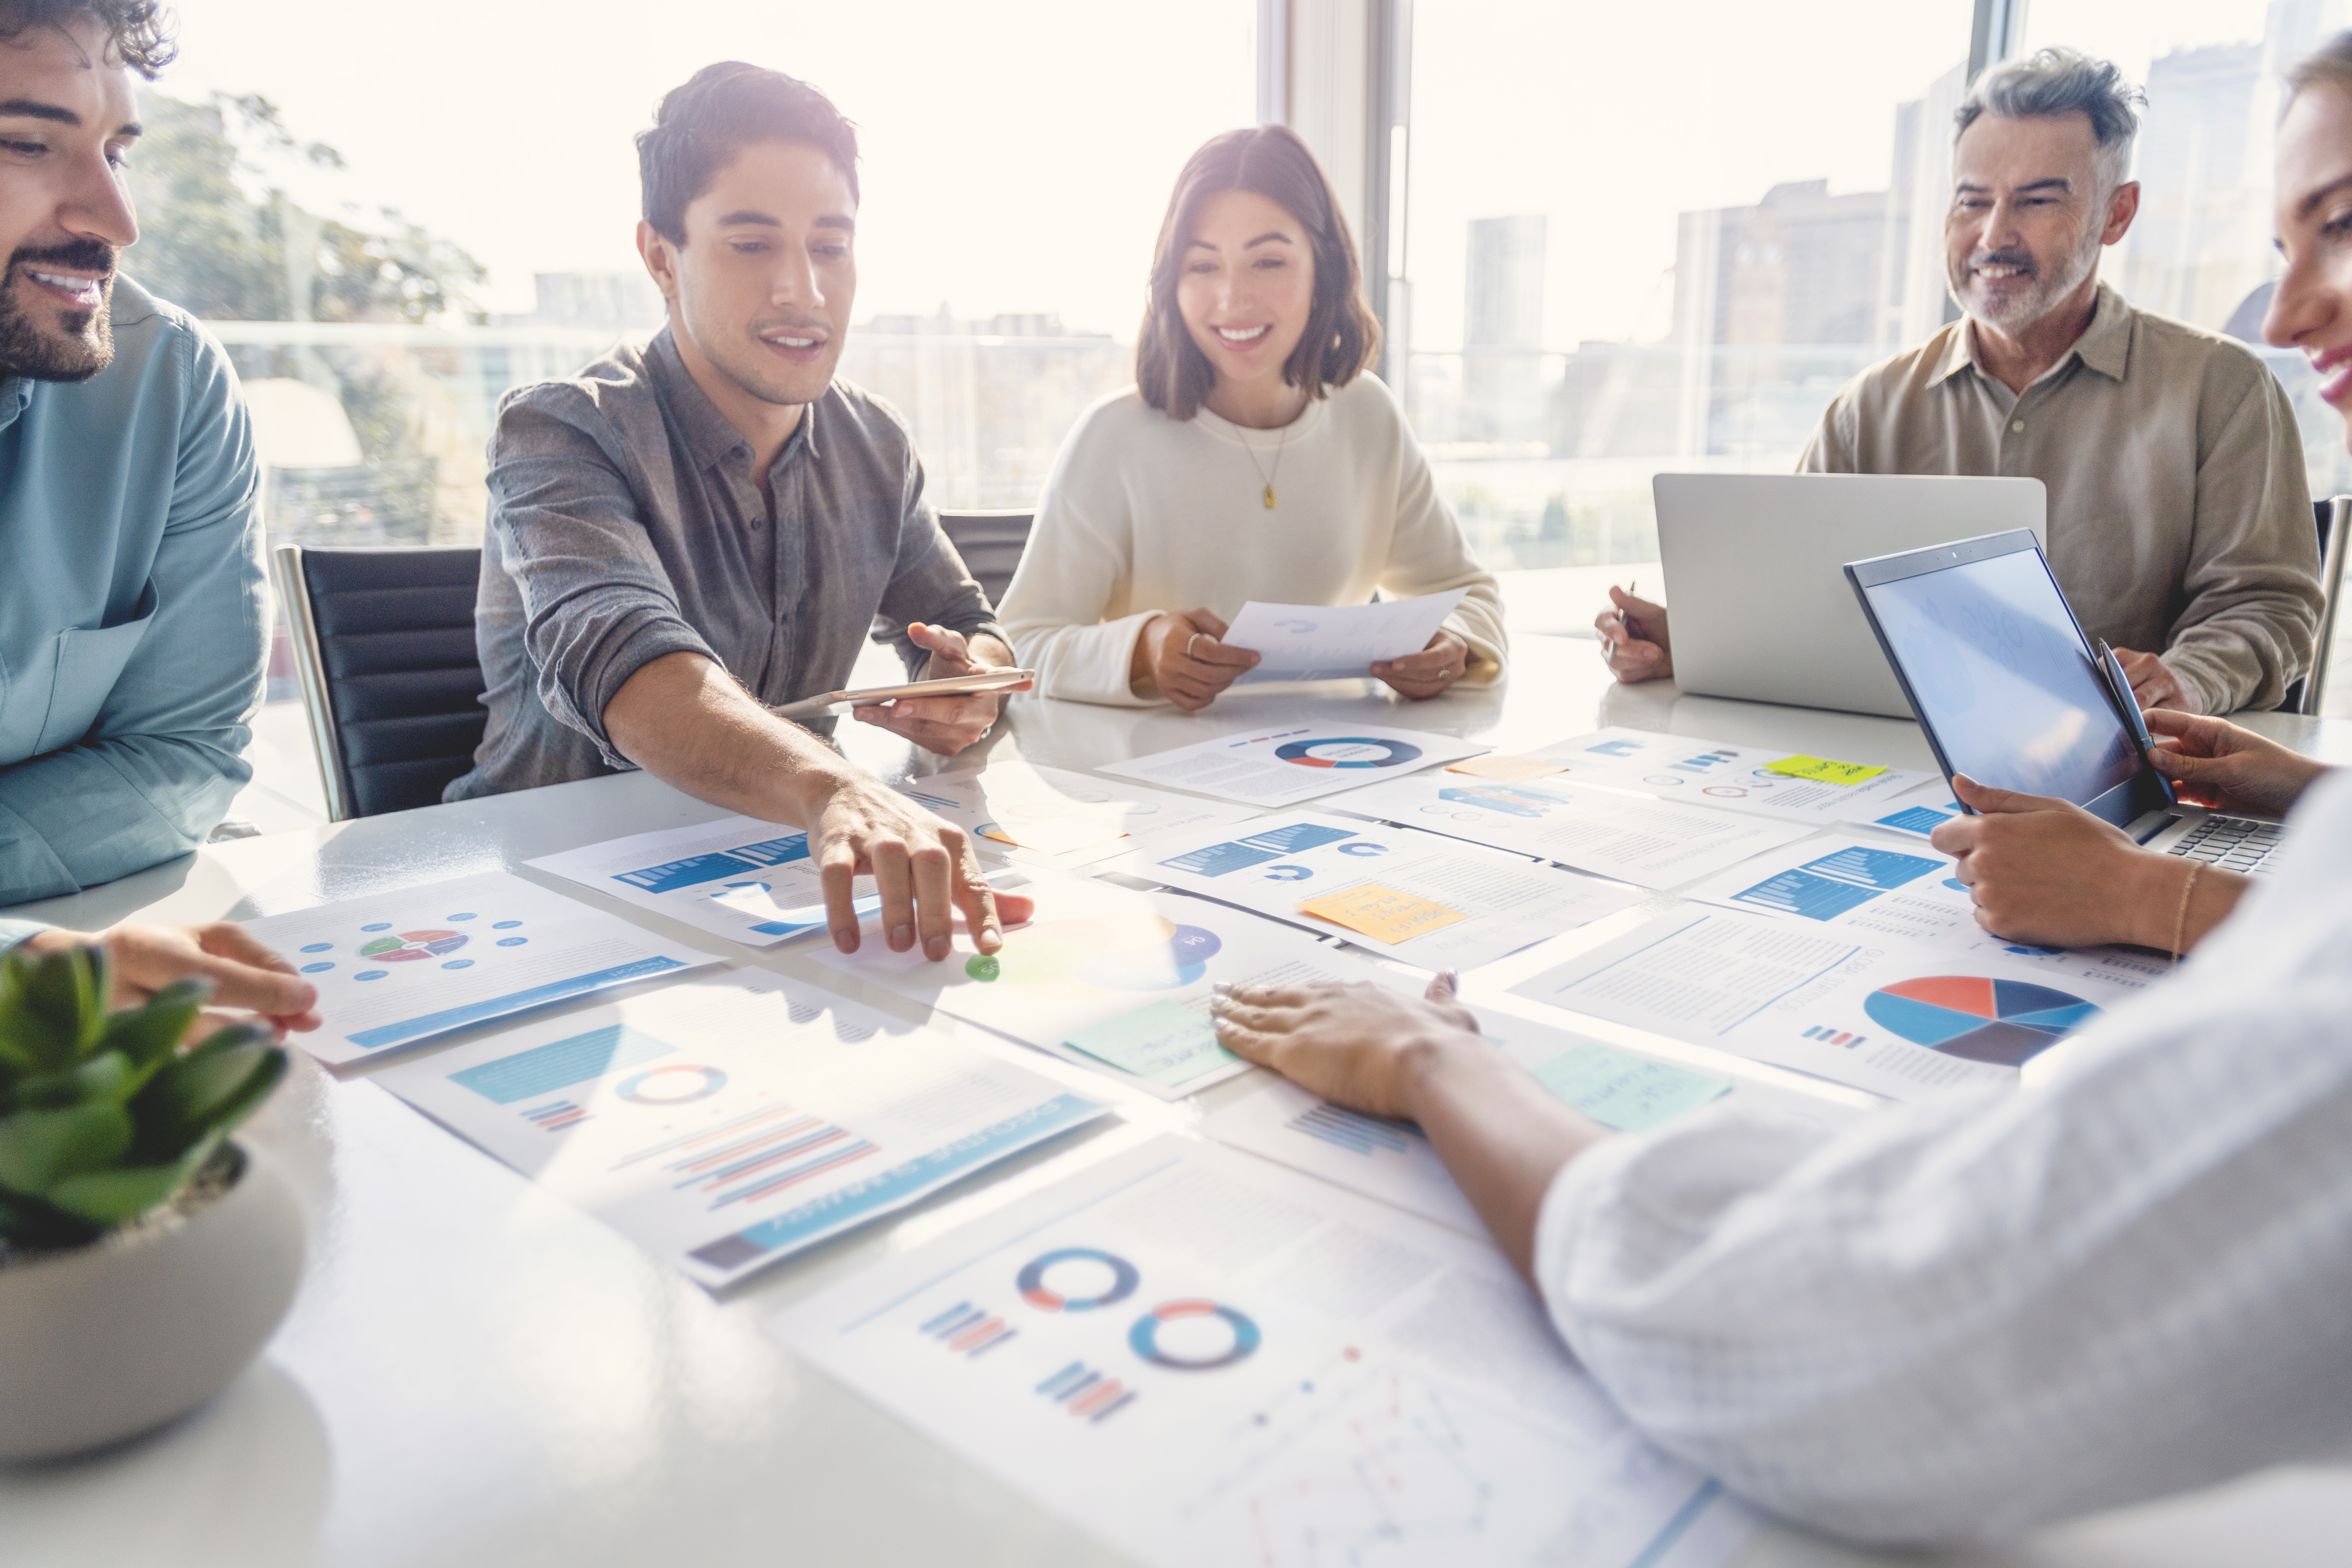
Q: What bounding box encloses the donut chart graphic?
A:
[1017,1248,1140,1312]
[1274,737,1423,769]
[615,1063,728,1105]
[1129,1300,1262,1369]
[358,929,468,963]
[1862,976,2101,1067]
[962,913,1222,998]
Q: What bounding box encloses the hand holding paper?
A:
[1221,588,1468,685]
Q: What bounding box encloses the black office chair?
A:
[938,509,1034,610]
[272,544,488,821]
[2281,494,2347,717]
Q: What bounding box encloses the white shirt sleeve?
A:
[997,406,1160,707]
[1370,386,1509,683]
[1534,769,2352,1545]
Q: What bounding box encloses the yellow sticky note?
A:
[1296,884,1470,945]
[1446,754,1565,783]
[1763,754,1888,786]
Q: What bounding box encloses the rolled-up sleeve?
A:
[0,327,263,903]
[487,395,714,768]
[871,441,1006,676]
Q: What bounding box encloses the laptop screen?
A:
[1856,543,2141,806]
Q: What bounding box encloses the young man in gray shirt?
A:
[450,62,1029,961]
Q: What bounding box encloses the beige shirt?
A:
[1799,283,2321,713]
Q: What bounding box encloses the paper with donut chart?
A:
[1331,772,1814,890]
[890,760,1258,867]
[768,1137,1756,1568]
[1097,723,1487,808]
[242,870,724,1067]
[1220,588,1469,684]
[1508,906,2162,1100]
[371,971,1108,1289]
[1098,811,1644,972]
[803,872,1411,1098]
[1527,727,1934,825]
[529,814,881,947]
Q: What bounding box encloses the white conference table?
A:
[5,631,2349,1568]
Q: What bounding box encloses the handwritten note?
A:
[1530,1043,1731,1132]
[1296,884,1470,945]
[1062,999,1238,1086]
[1444,754,1567,783]
[1763,754,1888,786]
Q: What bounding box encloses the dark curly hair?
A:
[638,62,859,245]
[0,1,177,79]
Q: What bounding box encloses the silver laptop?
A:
[1653,473,2046,718]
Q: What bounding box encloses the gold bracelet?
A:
[2170,860,2204,968]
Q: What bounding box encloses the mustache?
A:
[8,238,117,278]
[1968,248,2036,275]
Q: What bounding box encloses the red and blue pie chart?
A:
[1862,976,2101,1067]
[1273,737,1422,769]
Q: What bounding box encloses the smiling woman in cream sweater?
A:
[997,125,1505,710]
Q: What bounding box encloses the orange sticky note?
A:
[1296,884,1471,945]
[1446,754,1565,783]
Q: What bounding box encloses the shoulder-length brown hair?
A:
[1135,125,1381,421]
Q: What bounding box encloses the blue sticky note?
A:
[1062,999,1239,1087]
[1530,1043,1731,1132]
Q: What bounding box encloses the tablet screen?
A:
[1860,547,2140,806]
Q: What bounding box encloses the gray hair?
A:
[1955,47,2144,196]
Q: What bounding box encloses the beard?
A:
[1950,219,2105,333]
[0,238,118,383]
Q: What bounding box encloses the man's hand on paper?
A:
[1132,607,1261,711]
[850,623,1027,755]
[2112,647,2193,712]
[22,921,322,1041]
[1211,972,1482,1119]
[809,775,1034,960]
[2146,710,2331,819]
[1594,585,1672,684]
[1372,629,1471,700]
[1931,775,2243,953]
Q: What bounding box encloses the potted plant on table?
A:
[0,941,306,1461]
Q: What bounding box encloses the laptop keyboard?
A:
[2164,816,2285,875]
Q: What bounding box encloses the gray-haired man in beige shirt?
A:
[1601,49,2324,715]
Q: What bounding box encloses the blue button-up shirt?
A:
[0,274,264,914]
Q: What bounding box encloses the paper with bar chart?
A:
[804,873,1405,1097]
[1678,834,1989,944]
[770,1138,1754,1568]
[1099,812,1643,973]
[891,760,1258,867]
[529,815,881,947]
[372,971,1108,1287]
[1509,906,2161,1100]
[1528,727,1933,826]
[244,870,723,1067]
[1097,723,1486,808]
[1331,771,1813,890]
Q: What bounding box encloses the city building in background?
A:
[1462,215,1547,445]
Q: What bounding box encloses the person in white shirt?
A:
[1203,43,2352,1544]
[997,125,1505,710]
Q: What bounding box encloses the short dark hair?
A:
[637,62,859,244]
[0,0,174,79]
[1136,124,1379,421]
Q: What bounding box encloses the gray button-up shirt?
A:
[449,329,1002,800]
[1800,284,2322,713]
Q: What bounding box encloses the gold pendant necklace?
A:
[1239,418,1290,509]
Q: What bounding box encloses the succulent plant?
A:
[0,942,287,1252]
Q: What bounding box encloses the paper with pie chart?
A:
[1099,811,1644,973]
[1097,723,1486,808]
[891,760,1258,868]
[769,1137,1755,1568]
[1528,727,1933,826]
[802,872,1406,1097]
[529,814,882,947]
[242,870,724,1067]
[1510,905,2159,1100]
[372,970,1108,1288]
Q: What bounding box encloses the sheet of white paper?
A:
[1100,811,1644,972]
[1206,1007,1859,1235]
[243,870,724,1067]
[804,873,1402,1097]
[1678,834,1992,945]
[372,971,1108,1288]
[892,761,1260,868]
[1333,772,1814,890]
[769,1137,1756,1568]
[1852,779,1967,840]
[1528,727,1934,825]
[1098,723,1487,808]
[529,816,879,947]
[1222,588,1469,684]
[1509,906,2164,1100]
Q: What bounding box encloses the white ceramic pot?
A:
[0,1141,306,1461]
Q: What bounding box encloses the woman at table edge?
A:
[994,125,1506,711]
[1211,39,2352,1545]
